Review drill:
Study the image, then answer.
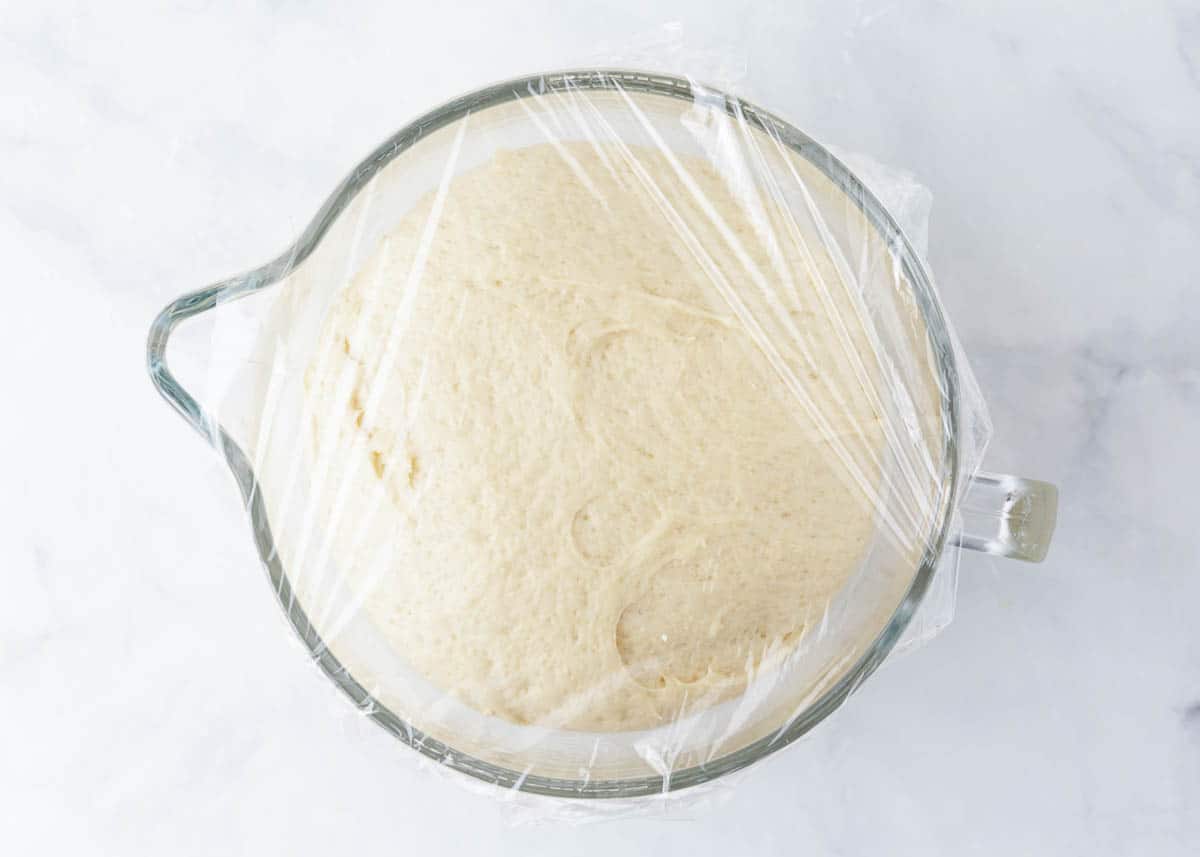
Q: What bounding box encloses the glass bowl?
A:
[147,69,1057,798]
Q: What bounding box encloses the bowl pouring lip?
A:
[146,68,962,799]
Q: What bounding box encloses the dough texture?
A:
[304,141,888,731]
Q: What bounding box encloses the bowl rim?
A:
[147,68,961,799]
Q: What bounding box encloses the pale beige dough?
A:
[303,141,891,731]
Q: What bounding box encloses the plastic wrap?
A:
[149,63,1057,814]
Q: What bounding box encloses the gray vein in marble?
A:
[1177,7,1200,91]
[1068,84,1200,217]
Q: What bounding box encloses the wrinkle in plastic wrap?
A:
[186,69,989,814]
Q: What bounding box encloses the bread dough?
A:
[303,141,889,732]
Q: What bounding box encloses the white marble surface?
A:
[4,1,1199,853]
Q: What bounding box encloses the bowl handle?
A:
[951,472,1059,562]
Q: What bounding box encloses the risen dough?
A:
[304,141,888,731]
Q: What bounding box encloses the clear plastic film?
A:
[149,59,1056,817]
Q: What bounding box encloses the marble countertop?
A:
[4,1,1197,853]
